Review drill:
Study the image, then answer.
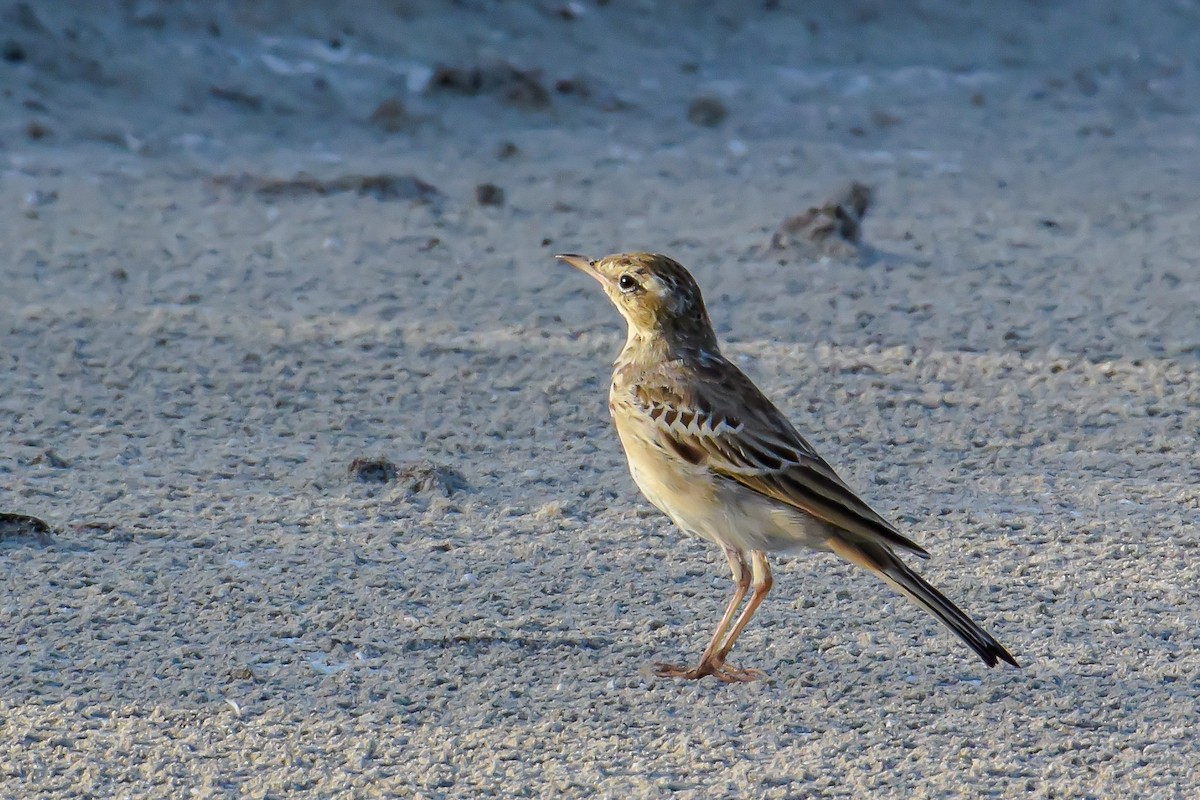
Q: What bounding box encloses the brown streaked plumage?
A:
[558,251,1017,682]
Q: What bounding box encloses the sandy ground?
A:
[3,1,1200,796]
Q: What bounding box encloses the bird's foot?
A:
[653,660,766,683]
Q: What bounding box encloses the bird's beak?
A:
[556,253,604,284]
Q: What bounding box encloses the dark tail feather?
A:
[829,539,1019,668]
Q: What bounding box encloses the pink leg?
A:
[655,546,750,681]
[707,550,773,682]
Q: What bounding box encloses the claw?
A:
[712,665,767,683]
[654,661,704,680]
[653,660,767,683]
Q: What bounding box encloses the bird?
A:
[557,251,1018,682]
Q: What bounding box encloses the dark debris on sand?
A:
[350,458,469,497]
[475,183,505,206]
[428,60,551,110]
[212,172,441,203]
[398,461,469,497]
[768,181,873,258]
[350,457,399,484]
[0,512,53,545]
[687,95,728,127]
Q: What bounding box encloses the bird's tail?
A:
[828,538,1019,668]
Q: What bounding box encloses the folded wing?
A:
[630,364,929,559]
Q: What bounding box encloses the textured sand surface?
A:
[3,1,1200,797]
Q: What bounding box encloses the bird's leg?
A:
[707,550,773,681]
[655,547,749,681]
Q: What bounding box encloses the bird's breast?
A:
[610,392,719,532]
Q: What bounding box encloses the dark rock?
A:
[475,183,505,206]
[350,457,398,483]
[0,512,52,544]
[2,40,26,63]
[687,95,727,127]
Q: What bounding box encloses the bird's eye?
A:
[617,274,640,293]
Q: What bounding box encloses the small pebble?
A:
[687,95,727,127]
[25,120,51,140]
[368,98,410,133]
[1,39,25,63]
[475,183,505,206]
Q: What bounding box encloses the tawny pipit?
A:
[558,251,1018,682]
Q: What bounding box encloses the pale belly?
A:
[611,408,831,554]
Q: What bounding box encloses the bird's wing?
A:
[630,364,929,558]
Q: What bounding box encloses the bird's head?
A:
[557,252,717,350]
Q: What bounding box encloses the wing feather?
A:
[629,366,929,558]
